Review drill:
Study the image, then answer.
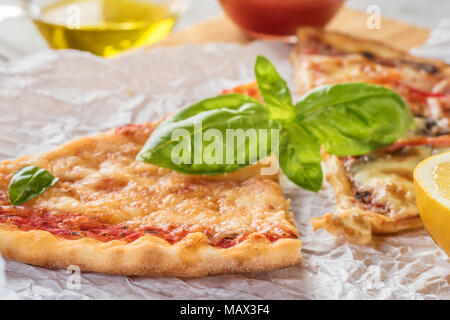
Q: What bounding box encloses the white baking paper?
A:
[411,19,450,63]
[0,38,449,300]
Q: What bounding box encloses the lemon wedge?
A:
[414,151,450,255]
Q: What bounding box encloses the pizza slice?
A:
[0,121,301,276]
[290,27,450,244]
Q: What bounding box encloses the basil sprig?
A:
[138,55,415,191]
[8,165,59,205]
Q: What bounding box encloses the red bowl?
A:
[219,0,345,39]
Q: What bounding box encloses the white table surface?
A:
[0,0,448,61]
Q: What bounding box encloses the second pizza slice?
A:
[291,27,450,244]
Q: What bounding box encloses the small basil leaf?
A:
[295,83,415,157]
[137,95,282,175]
[255,55,295,120]
[9,165,59,206]
[279,124,322,192]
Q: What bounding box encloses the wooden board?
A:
[327,8,430,50]
[146,7,430,51]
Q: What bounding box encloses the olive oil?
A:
[32,0,178,57]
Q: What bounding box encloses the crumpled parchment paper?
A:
[411,19,450,63]
[0,35,449,300]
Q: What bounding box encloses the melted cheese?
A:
[347,146,433,217]
[0,123,297,238]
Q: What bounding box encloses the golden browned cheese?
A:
[0,123,296,236]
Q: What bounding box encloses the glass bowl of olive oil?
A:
[26,0,187,57]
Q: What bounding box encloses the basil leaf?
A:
[295,83,415,157]
[137,94,282,175]
[9,165,59,206]
[279,124,322,192]
[255,55,295,120]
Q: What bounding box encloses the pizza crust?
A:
[0,225,301,277]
